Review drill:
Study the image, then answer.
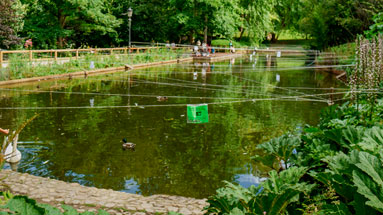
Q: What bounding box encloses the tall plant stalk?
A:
[349,35,383,118]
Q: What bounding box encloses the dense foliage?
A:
[0,0,24,49]
[0,193,110,215]
[0,0,381,50]
[204,98,383,214]
[204,36,383,214]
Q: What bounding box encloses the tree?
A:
[238,0,276,44]
[168,0,240,44]
[0,0,24,49]
[21,0,121,48]
[272,0,302,41]
[299,0,383,49]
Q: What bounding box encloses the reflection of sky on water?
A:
[4,145,52,176]
[234,173,267,188]
[122,178,141,194]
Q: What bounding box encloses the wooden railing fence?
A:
[0,47,188,64]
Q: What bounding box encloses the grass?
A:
[277,30,307,40]
[0,48,190,81]
[323,42,356,65]
[211,39,253,48]
[328,42,356,58]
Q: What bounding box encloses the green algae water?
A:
[0,54,345,198]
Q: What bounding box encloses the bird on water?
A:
[122,138,135,150]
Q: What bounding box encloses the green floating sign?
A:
[187,104,209,124]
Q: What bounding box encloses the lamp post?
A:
[127,8,133,48]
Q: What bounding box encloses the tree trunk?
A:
[239,27,245,41]
[189,31,194,44]
[271,33,277,43]
[204,16,208,44]
[57,9,67,48]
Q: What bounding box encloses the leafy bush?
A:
[0,194,110,215]
[204,98,383,214]
[365,13,383,39]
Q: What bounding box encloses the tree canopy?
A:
[0,0,381,49]
[0,0,24,49]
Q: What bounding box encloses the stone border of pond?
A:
[0,170,207,215]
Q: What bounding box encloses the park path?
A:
[0,170,208,215]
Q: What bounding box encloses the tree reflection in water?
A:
[0,55,345,198]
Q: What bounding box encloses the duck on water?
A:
[122,138,135,150]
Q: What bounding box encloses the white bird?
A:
[3,133,21,164]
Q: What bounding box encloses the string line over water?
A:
[0,93,340,110]
[2,90,381,110]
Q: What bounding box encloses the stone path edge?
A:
[0,170,208,215]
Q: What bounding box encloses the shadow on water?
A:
[0,54,345,198]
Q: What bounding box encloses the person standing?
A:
[229,40,235,53]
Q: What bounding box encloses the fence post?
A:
[136,48,139,54]
[54,51,58,61]
[76,50,79,60]
[110,49,113,55]
[29,50,33,61]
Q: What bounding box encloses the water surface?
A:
[0,55,345,198]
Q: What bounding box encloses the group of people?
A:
[194,40,215,57]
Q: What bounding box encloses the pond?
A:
[0,54,345,199]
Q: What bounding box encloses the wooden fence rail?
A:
[0,47,188,64]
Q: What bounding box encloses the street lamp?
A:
[128,8,133,48]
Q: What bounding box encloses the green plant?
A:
[255,135,300,171]
[365,13,383,39]
[0,194,111,215]
[205,167,314,215]
[206,97,383,214]
[1,48,190,81]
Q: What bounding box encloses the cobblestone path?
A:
[0,170,208,215]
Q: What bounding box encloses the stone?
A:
[0,170,208,215]
[166,206,179,212]
[179,208,192,215]
[105,202,116,208]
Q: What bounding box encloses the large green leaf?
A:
[263,167,310,194]
[350,193,378,215]
[5,196,45,215]
[62,205,79,215]
[248,189,301,215]
[320,202,352,215]
[257,135,300,170]
[352,152,383,212]
[358,127,383,153]
[37,203,62,215]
